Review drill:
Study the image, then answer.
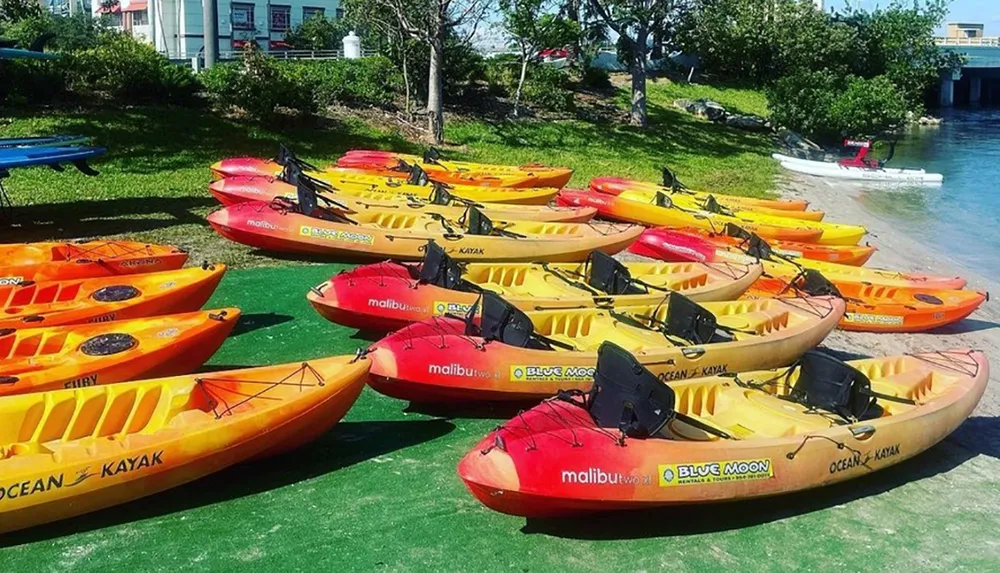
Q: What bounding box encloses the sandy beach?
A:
[776,172,1000,441]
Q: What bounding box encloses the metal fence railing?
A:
[935,37,1000,47]
[170,49,379,64]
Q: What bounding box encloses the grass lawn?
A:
[1,78,776,267]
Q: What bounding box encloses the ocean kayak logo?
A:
[0,469,94,503]
[830,443,900,474]
[299,226,374,245]
[101,450,164,478]
[427,363,494,378]
[0,276,24,286]
[367,298,426,313]
[510,365,595,382]
[432,301,474,316]
[658,458,773,486]
[561,468,652,486]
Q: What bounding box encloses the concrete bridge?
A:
[936,37,1000,106]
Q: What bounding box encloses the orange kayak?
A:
[746,276,988,333]
[0,264,226,329]
[0,241,188,284]
[338,150,574,189]
[0,308,240,396]
[0,355,369,533]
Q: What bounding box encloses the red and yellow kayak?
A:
[308,252,762,332]
[0,241,188,284]
[367,295,844,402]
[208,201,640,263]
[0,265,226,329]
[459,346,988,517]
[591,176,811,211]
[631,228,964,289]
[590,177,822,221]
[209,176,595,222]
[0,308,240,396]
[0,355,369,533]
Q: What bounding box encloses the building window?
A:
[270,5,291,32]
[232,2,255,30]
[133,10,148,26]
[302,6,324,20]
[335,7,344,19]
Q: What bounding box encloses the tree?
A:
[347,0,491,143]
[586,0,682,126]
[284,14,347,51]
[499,0,566,116]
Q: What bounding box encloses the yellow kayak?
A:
[616,189,864,245]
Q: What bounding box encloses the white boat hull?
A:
[772,153,943,183]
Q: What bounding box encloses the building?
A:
[947,23,985,40]
[95,0,343,59]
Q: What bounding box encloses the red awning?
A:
[97,4,121,13]
[123,0,147,11]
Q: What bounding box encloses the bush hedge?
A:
[483,55,574,112]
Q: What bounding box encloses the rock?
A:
[673,98,694,111]
[702,100,727,121]
[725,114,769,132]
[917,116,942,125]
[777,128,824,152]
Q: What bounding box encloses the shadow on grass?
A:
[230,312,295,336]
[1,107,423,174]
[0,418,455,546]
[10,196,218,242]
[521,416,997,540]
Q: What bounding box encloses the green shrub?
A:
[201,50,314,121]
[2,13,104,52]
[769,71,908,140]
[484,56,574,112]
[285,56,401,108]
[523,64,574,112]
[71,32,199,104]
[580,65,612,90]
[0,59,69,104]
[483,55,519,96]
[283,14,346,50]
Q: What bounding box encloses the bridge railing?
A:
[935,37,1000,47]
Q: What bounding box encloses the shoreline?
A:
[775,171,1000,419]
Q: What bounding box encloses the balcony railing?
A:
[935,36,1000,47]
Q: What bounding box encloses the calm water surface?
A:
[854,108,1000,274]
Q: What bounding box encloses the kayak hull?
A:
[308,259,763,332]
[0,356,369,533]
[366,297,844,402]
[773,154,944,183]
[458,350,987,516]
[0,241,188,284]
[207,201,641,263]
[0,309,240,396]
[208,176,596,222]
[0,265,227,329]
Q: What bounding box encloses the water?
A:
[854,109,1000,273]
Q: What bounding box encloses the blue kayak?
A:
[0,146,105,170]
[0,135,90,148]
[0,47,59,60]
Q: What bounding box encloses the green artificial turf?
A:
[1,265,998,572]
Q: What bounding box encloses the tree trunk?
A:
[402,44,412,118]
[630,29,649,127]
[514,46,529,117]
[427,37,445,144]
